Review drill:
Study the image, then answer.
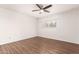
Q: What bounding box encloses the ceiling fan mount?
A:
[32,4,52,14]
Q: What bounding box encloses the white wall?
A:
[0,7,79,45]
[0,8,37,45]
[38,8,79,44]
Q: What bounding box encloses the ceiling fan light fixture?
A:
[40,10,44,13]
[32,4,52,14]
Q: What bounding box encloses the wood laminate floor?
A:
[0,36,79,54]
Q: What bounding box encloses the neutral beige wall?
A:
[0,8,37,45]
[38,8,79,44]
[0,6,79,45]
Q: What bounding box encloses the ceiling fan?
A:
[32,4,52,14]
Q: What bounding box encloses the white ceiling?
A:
[0,4,79,18]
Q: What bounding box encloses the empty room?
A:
[0,4,79,54]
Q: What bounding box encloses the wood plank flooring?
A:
[0,36,79,54]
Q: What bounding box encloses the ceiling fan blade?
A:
[43,5,52,9]
[32,10,40,12]
[44,10,50,13]
[36,4,42,9]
